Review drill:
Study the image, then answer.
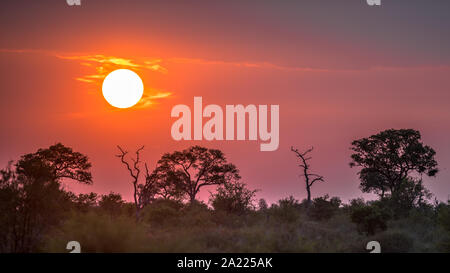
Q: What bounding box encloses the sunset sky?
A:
[1,0,450,204]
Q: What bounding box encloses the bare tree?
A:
[116,145,144,220]
[291,146,324,206]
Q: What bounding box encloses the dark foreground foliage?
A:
[38,196,450,253]
[1,131,449,253]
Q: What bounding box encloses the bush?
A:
[98,192,125,217]
[43,212,150,252]
[351,204,390,235]
[142,198,183,226]
[437,202,450,251]
[308,195,341,221]
[209,181,258,215]
[180,201,215,228]
[267,196,301,223]
[373,231,414,253]
[258,198,268,211]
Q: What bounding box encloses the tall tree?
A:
[16,142,92,184]
[149,146,240,203]
[350,129,438,198]
[291,146,324,206]
[142,162,183,203]
[0,143,92,252]
[116,145,144,220]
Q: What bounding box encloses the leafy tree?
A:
[0,143,92,252]
[209,181,258,214]
[148,146,240,203]
[389,177,432,213]
[141,163,184,205]
[17,142,92,184]
[350,129,438,199]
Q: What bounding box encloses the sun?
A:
[102,69,144,108]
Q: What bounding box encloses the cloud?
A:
[56,54,168,83]
[167,57,330,72]
[135,90,173,109]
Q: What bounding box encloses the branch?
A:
[309,176,324,186]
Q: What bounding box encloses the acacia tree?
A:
[148,146,240,203]
[0,143,92,252]
[142,162,183,203]
[291,146,324,206]
[350,129,438,199]
[17,142,92,184]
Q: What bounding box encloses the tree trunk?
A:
[306,184,312,207]
[189,193,196,204]
[133,182,140,221]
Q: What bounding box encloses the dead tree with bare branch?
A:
[116,145,145,220]
[290,146,324,207]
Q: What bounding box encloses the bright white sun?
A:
[102,69,144,108]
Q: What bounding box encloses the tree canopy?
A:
[146,146,240,203]
[350,129,438,197]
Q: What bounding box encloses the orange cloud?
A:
[167,57,330,72]
[56,54,168,83]
[135,90,172,109]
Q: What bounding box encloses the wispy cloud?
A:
[56,54,168,82]
[167,57,330,72]
[135,90,172,109]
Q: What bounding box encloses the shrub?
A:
[373,231,414,253]
[142,198,183,226]
[258,198,268,211]
[42,212,150,253]
[98,192,125,217]
[180,200,215,228]
[209,181,257,215]
[267,196,301,223]
[437,201,450,251]
[308,195,341,221]
[351,204,390,235]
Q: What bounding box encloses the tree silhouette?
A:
[116,145,145,220]
[16,142,92,184]
[350,129,438,198]
[0,143,92,252]
[209,181,258,214]
[291,146,324,206]
[142,162,183,204]
[149,146,240,203]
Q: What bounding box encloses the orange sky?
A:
[1,0,450,204]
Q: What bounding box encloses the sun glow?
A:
[102,69,144,108]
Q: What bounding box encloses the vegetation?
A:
[0,129,449,253]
